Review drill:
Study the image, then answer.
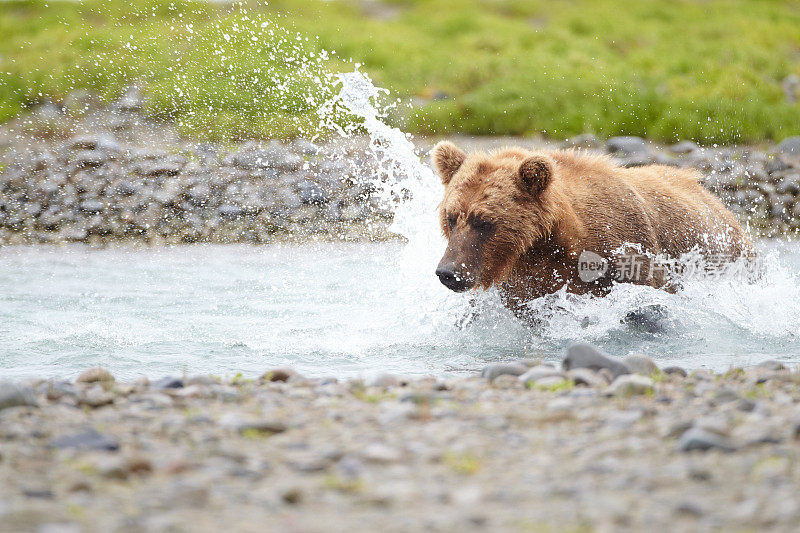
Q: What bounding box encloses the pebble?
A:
[714,387,740,403]
[756,359,787,371]
[605,374,654,397]
[0,381,38,411]
[566,368,609,387]
[237,420,288,436]
[564,133,600,150]
[790,421,800,440]
[263,367,297,382]
[49,428,119,451]
[185,375,218,386]
[152,376,184,389]
[562,343,631,378]
[80,387,115,408]
[369,374,401,388]
[517,365,564,385]
[361,443,402,463]
[606,136,649,155]
[621,353,659,376]
[737,398,757,412]
[76,368,115,383]
[45,380,79,401]
[297,180,328,205]
[676,427,738,453]
[217,204,244,219]
[662,366,688,377]
[532,376,570,389]
[670,140,699,154]
[490,374,519,389]
[481,362,529,381]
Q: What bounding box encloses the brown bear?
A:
[431,141,753,318]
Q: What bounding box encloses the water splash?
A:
[317,64,800,368]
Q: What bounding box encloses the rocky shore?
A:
[2,96,800,245]
[2,345,800,532]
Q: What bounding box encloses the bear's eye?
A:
[447,214,458,230]
[472,219,495,232]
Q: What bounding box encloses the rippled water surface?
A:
[2,240,800,380]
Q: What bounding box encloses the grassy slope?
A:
[1,0,799,142]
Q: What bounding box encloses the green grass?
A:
[1,0,799,142]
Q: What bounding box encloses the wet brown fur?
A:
[433,141,753,317]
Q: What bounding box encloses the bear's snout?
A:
[435,263,475,292]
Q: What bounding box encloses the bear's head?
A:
[432,141,559,292]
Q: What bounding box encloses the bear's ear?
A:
[518,155,555,196]
[432,141,466,185]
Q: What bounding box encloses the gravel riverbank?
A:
[2,346,800,532]
[2,96,800,245]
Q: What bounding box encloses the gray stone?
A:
[756,359,787,371]
[518,365,564,385]
[361,442,402,463]
[226,142,302,171]
[0,381,38,411]
[114,180,139,196]
[791,420,800,440]
[714,387,740,403]
[670,140,699,154]
[136,158,183,177]
[237,420,287,436]
[71,150,105,168]
[532,376,569,389]
[369,374,401,388]
[676,427,737,453]
[777,136,800,157]
[606,136,649,155]
[675,501,705,517]
[152,376,184,389]
[562,343,631,378]
[566,367,609,387]
[297,180,328,205]
[605,374,654,397]
[79,200,104,214]
[49,429,119,451]
[622,304,668,334]
[292,139,319,156]
[45,380,79,401]
[775,176,800,195]
[621,353,659,376]
[80,387,115,408]
[185,184,211,206]
[564,134,600,150]
[766,155,791,173]
[662,366,688,377]
[67,134,120,152]
[217,204,244,219]
[185,375,218,386]
[737,398,757,412]
[618,153,656,167]
[481,362,528,381]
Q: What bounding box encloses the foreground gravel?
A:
[2,347,800,532]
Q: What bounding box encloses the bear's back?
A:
[547,149,749,258]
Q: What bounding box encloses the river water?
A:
[1,240,799,380]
